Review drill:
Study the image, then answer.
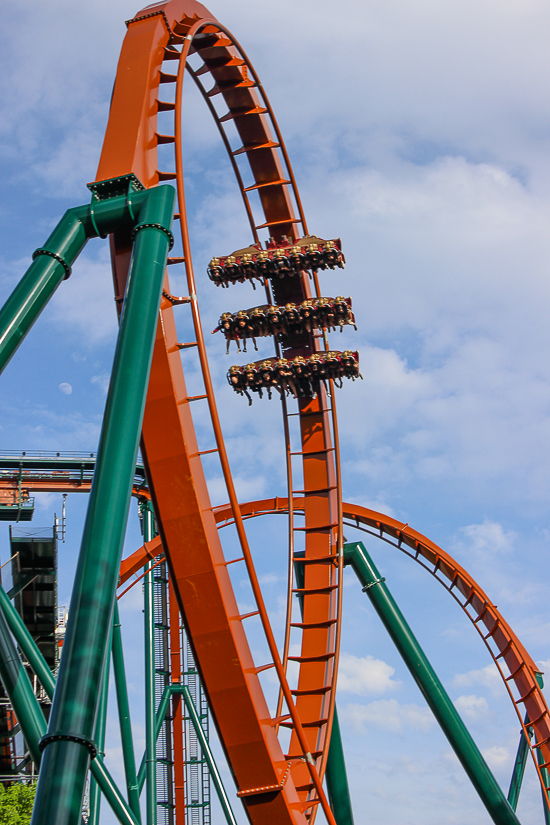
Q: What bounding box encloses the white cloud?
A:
[481,746,510,770]
[34,492,58,511]
[452,664,502,696]
[454,694,489,719]
[258,573,279,586]
[341,699,434,733]
[338,653,400,695]
[453,521,516,561]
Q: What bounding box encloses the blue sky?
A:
[2,0,550,822]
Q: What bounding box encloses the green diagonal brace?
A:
[113,601,141,821]
[507,715,531,811]
[0,177,154,378]
[0,599,46,767]
[0,580,139,825]
[89,650,110,825]
[344,541,522,825]
[27,182,174,825]
[136,684,237,825]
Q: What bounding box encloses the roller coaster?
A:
[0,1,548,823]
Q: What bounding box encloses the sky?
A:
[1,0,550,823]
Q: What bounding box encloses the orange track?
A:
[117,497,550,807]
[2,467,549,806]
[96,1,341,822]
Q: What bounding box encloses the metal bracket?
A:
[362,577,386,592]
[237,761,293,797]
[87,173,144,201]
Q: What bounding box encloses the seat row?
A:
[207,235,344,288]
[212,297,357,353]
[227,351,362,404]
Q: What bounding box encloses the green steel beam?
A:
[0,580,139,825]
[142,502,157,825]
[89,657,110,825]
[0,601,46,767]
[113,601,141,821]
[294,552,354,825]
[343,541,522,825]
[91,761,140,825]
[537,748,550,825]
[325,705,354,825]
[30,182,175,825]
[507,717,532,811]
[534,674,550,825]
[135,684,238,825]
[180,685,238,825]
[0,583,55,697]
[0,180,151,378]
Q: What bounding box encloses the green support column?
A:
[0,210,88,373]
[0,181,149,377]
[180,685,238,825]
[89,658,110,825]
[343,541,522,825]
[0,583,55,696]
[142,501,157,825]
[537,748,550,825]
[30,183,175,825]
[134,685,238,825]
[113,601,141,821]
[0,582,139,825]
[534,675,550,825]
[325,705,354,825]
[507,717,531,811]
[0,602,46,767]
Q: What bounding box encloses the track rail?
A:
[212,497,550,809]
[110,493,550,807]
[3,462,548,807]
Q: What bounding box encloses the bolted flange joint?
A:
[132,222,174,251]
[32,248,72,280]
[39,731,98,759]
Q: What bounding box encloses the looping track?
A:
[98,1,345,821]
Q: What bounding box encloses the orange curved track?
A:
[118,496,550,808]
[97,1,343,822]
[2,461,549,807]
